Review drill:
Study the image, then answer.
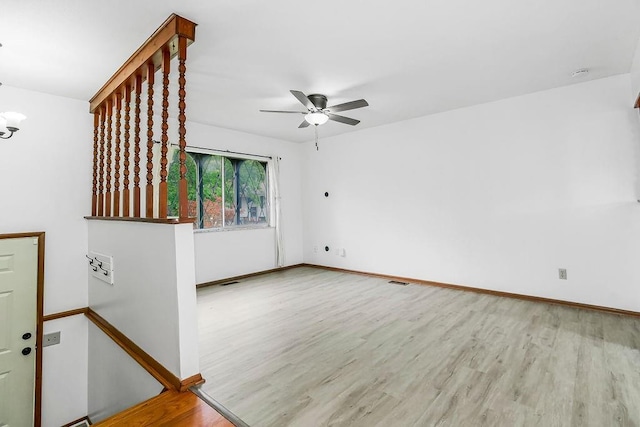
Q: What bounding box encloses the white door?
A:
[0,237,38,427]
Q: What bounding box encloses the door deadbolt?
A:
[22,347,32,356]
[22,332,32,340]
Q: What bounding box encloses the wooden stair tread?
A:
[94,390,234,426]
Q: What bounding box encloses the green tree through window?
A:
[167,151,269,229]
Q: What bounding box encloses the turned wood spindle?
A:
[98,107,106,216]
[133,75,142,217]
[114,93,122,217]
[105,99,113,217]
[92,113,99,216]
[159,48,170,219]
[123,85,132,217]
[146,62,155,218]
[178,37,189,220]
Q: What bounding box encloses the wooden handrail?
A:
[85,308,179,391]
[84,308,203,394]
[89,14,196,113]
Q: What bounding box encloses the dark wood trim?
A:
[35,233,45,427]
[61,415,92,427]
[0,232,45,427]
[179,373,205,392]
[196,264,304,288]
[89,14,197,113]
[84,216,195,224]
[302,264,640,318]
[635,93,640,109]
[43,307,88,322]
[84,308,180,391]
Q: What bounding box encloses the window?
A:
[167,151,269,229]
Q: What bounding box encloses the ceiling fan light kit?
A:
[261,90,369,129]
[305,112,329,125]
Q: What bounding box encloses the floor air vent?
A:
[389,280,409,286]
[220,281,240,286]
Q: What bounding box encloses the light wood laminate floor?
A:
[197,267,640,426]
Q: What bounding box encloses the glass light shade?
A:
[304,112,329,126]
[0,112,26,131]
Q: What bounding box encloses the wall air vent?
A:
[220,281,240,286]
[389,280,409,286]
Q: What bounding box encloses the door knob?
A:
[22,332,32,340]
[22,347,32,356]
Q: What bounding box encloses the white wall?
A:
[195,227,277,283]
[87,220,199,379]
[186,121,304,283]
[631,36,640,101]
[0,85,91,426]
[42,316,88,427]
[87,322,163,423]
[302,74,640,312]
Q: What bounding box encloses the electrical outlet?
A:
[43,331,61,347]
[559,268,567,280]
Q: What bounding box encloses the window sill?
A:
[193,225,273,234]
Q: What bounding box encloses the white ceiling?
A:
[2,0,639,143]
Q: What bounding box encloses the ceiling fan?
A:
[260,90,369,128]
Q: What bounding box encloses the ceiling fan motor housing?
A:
[307,94,328,110]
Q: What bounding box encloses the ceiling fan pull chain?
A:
[315,124,319,151]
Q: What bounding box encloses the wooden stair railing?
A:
[88,14,196,223]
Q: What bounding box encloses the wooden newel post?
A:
[178,36,189,220]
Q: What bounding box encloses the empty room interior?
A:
[2,1,640,426]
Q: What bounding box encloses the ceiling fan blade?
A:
[260,109,306,114]
[298,120,310,128]
[326,99,369,113]
[327,113,360,126]
[290,90,315,110]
